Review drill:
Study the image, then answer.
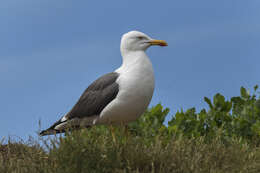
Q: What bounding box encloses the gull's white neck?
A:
[116,50,153,74]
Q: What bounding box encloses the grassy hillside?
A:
[1,86,260,173]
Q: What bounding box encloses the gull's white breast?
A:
[95,52,154,124]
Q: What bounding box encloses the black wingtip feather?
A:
[39,119,92,136]
[39,129,65,136]
[39,119,66,136]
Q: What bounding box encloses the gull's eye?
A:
[137,36,145,40]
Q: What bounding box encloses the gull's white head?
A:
[120,31,167,55]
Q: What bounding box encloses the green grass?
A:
[1,86,260,173]
[1,128,260,173]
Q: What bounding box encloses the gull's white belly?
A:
[95,54,154,124]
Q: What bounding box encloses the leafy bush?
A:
[168,86,260,143]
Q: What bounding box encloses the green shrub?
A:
[168,86,260,143]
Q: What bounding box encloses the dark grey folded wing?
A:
[66,72,119,120]
[39,72,119,136]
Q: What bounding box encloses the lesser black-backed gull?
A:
[40,31,167,136]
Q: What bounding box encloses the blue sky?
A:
[0,0,259,140]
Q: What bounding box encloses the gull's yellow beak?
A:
[148,40,168,46]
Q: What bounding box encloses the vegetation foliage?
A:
[1,86,260,173]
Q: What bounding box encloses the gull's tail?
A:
[39,118,91,136]
[39,119,67,136]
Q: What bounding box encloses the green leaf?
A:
[204,97,213,109]
[254,85,259,91]
[224,101,232,112]
[240,87,249,99]
[213,93,225,108]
